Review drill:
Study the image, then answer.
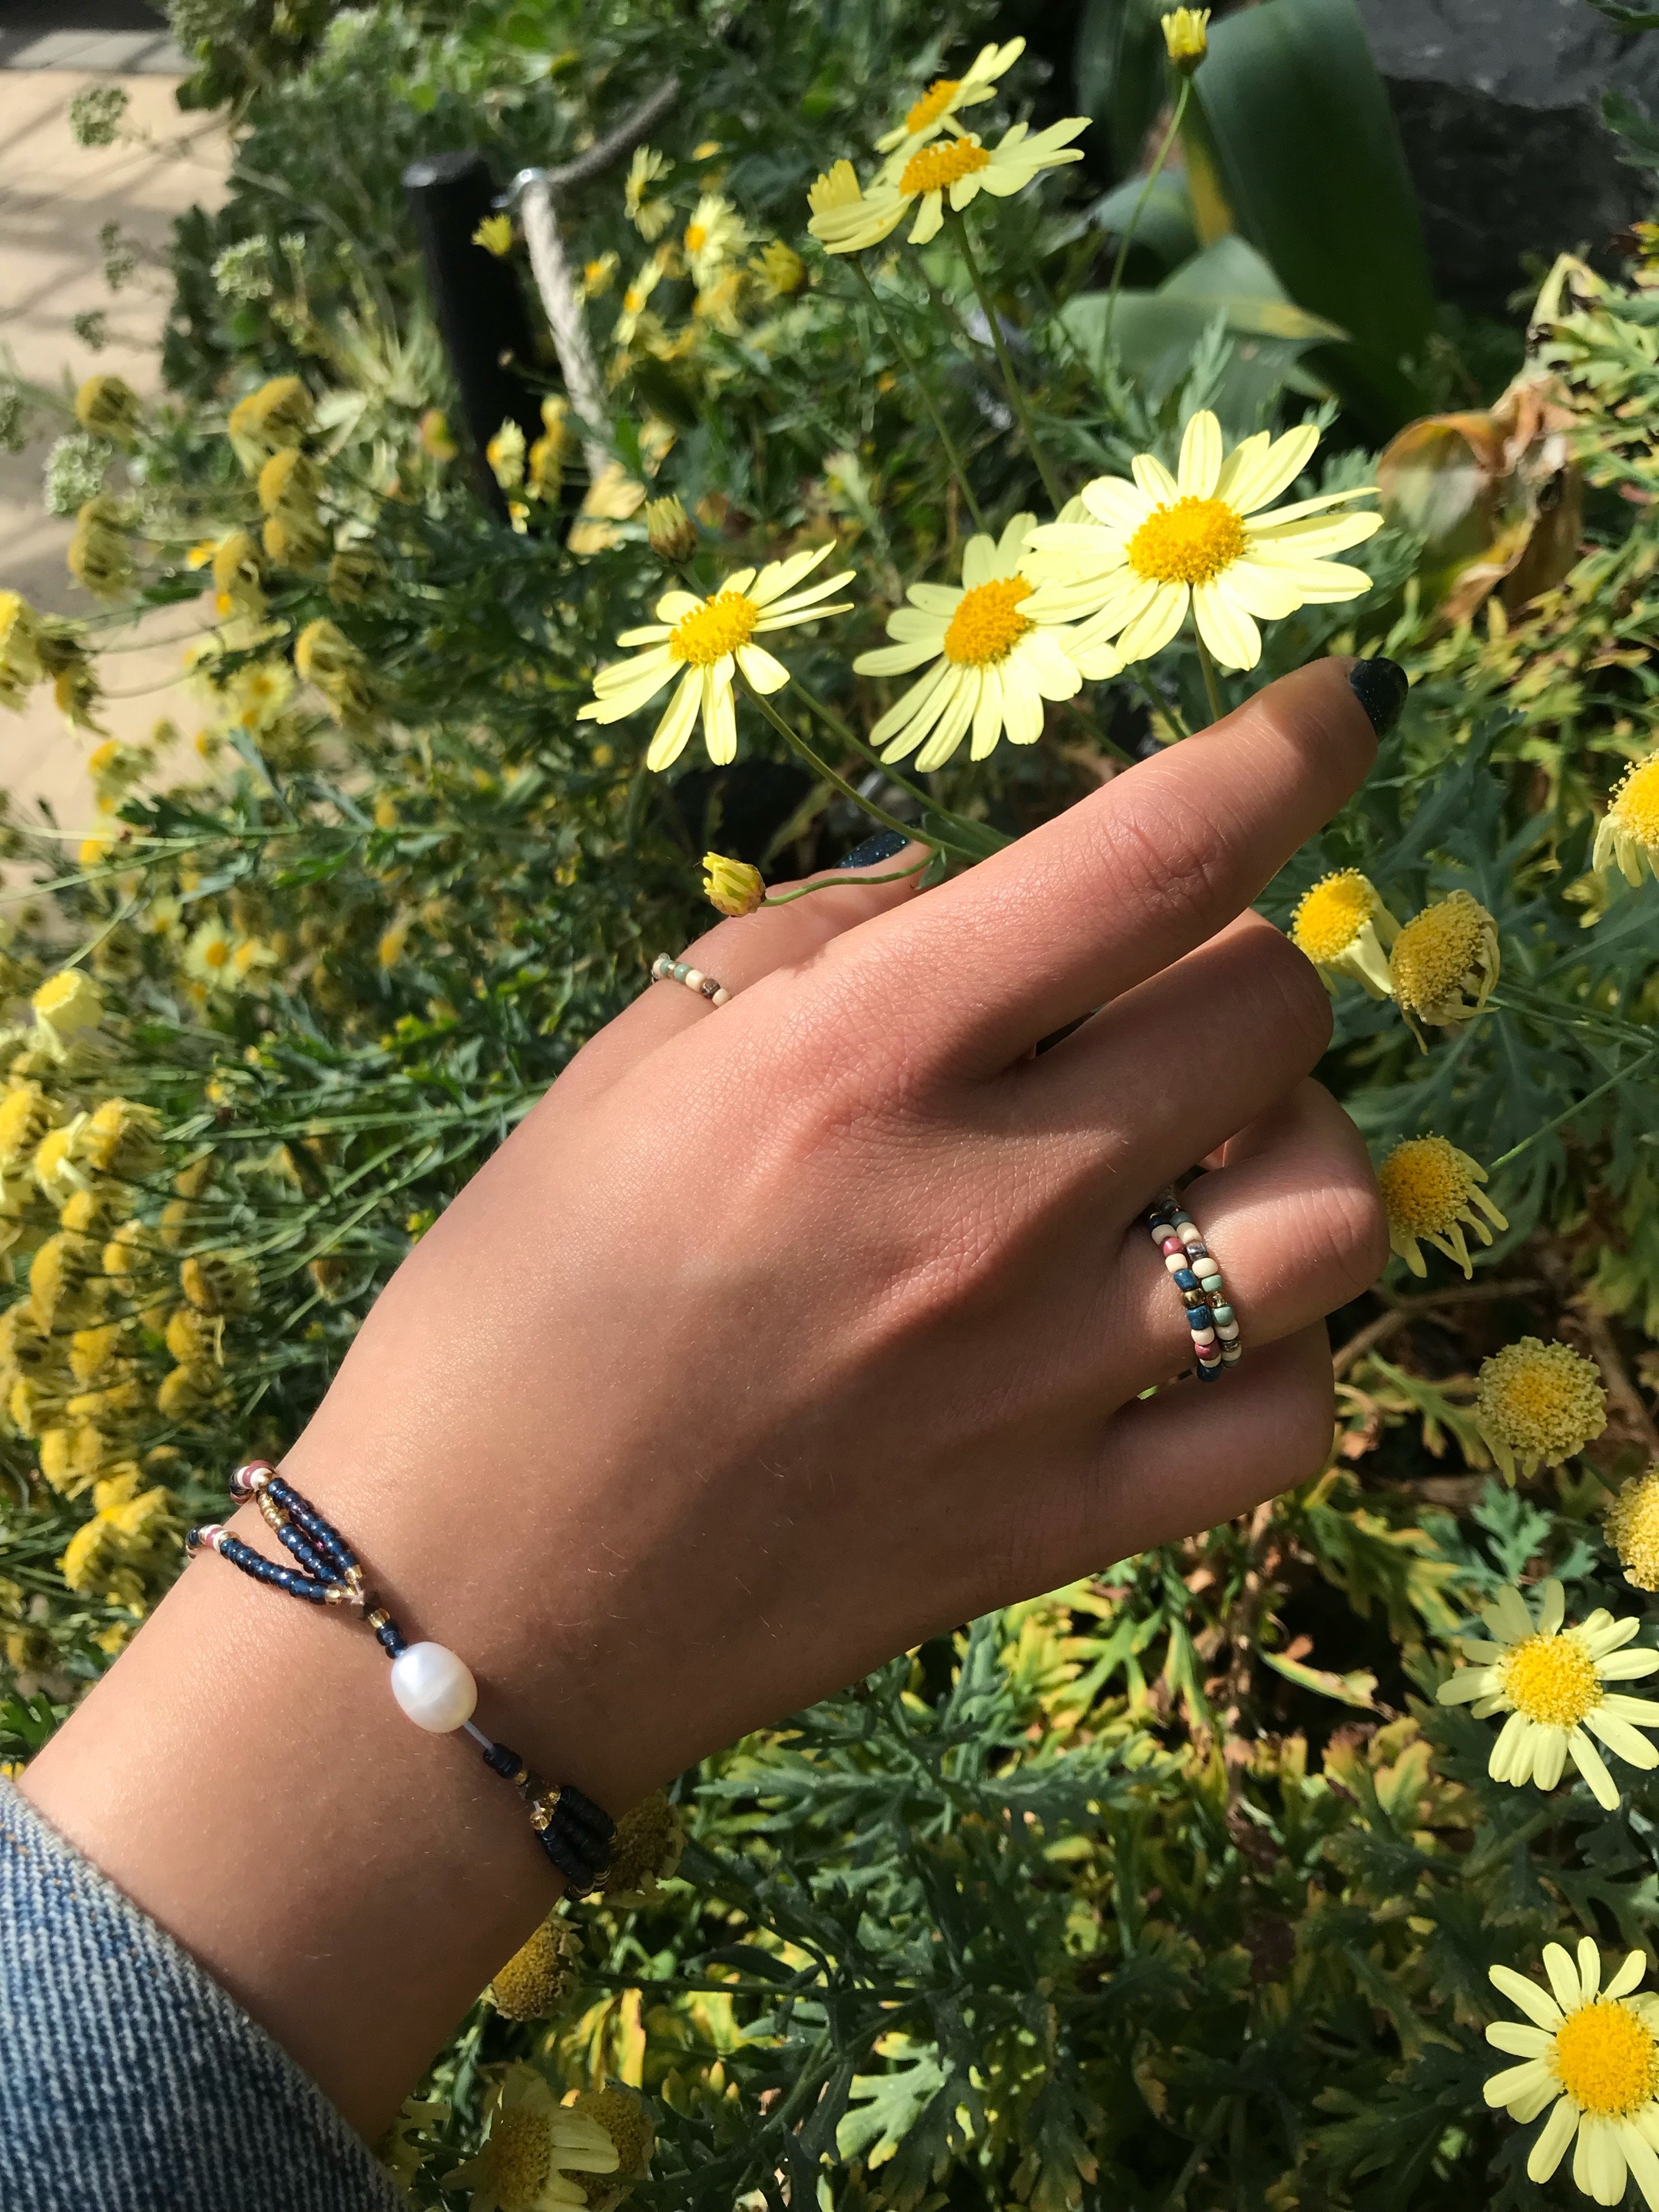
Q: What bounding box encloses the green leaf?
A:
[1186,0,1435,432]
[1258,1646,1380,1708]
[920,810,1009,858]
[1590,0,1659,27]
[1071,0,1170,182]
[1091,171,1199,273]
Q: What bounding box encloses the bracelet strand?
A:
[187,1462,614,1892]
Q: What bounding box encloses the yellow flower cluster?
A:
[1475,1336,1608,1484]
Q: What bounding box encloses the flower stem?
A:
[1487,1042,1659,1174]
[764,860,929,904]
[1193,631,1226,727]
[737,677,977,862]
[790,671,1004,856]
[1101,78,1190,355]
[945,210,1065,512]
[849,261,988,532]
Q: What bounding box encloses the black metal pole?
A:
[402,151,546,521]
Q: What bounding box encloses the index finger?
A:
[836,656,1399,1073]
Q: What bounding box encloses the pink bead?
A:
[230,1460,274,1499]
[197,1523,225,1551]
[1159,1235,1184,1257]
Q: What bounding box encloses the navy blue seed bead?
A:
[1172,1267,1200,1293]
[374,1619,407,1657]
[1195,1362,1220,1381]
[273,1520,333,1582]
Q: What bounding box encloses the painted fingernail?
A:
[836,828,909,869]
[1348,656,1408,738]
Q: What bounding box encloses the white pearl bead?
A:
[389,1641,477,1733]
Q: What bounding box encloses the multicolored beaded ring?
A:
[187,1462,614,1893]
[1145,1192,1241,1382]
[651,952,730,1006]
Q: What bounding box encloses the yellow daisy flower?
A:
[1387,889,1500,1048]
[808,117,1088,255]
[624,145,674,242]
[1024,411,1380,671]
[1475,1336,1607,1484]
[873,38,1027,151]
[443,2064,618,2212]
[1607,1466,1659,1594]
[853,513,1116,771]
[683,191,748,286]
[1438,1578,1659,1807]
[578,545,855,771]
[612,250,668,349]
[1376,1135,1507,1277]
[1288,868,1398,995]
[1161,8,1210,71]
[1593,755,1659,886]
[1485,1939,1659,2207]
[31,969,104,1048]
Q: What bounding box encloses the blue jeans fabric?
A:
[0,1778,404,2211]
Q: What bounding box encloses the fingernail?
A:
[836,828,909,869]
[1348,656,1408,738]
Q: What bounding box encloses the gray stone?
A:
[1354,0,1659,320]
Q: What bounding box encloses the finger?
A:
[1008,912,1333,1203]
[1118,1078,1385,1386]
[820,657,1387,1076]
[973,1324,1336,1614]
[552,836,930,1110]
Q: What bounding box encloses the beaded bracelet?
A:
[187,1463,614,1893]
[651,952,730,1006]
[1146,1192,1242,1381]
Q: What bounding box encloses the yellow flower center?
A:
[1611,757,1659,850]
[1478,1337,1607,1465]
[669,590,760,667]
[485,2110,554,2211]
[1554,1999,1659,2117]
[204,940,230,969]
[942,577,1034,665]
[685,221,707,253]
[900,138,992,196]
[1608,1470,1659,1593]
[1290,869,1373,960]
[905,78,961,135]
[1127,495,1248,587]
[1376,1137,1477,1237]
[1501,1631,1602,1729]
[1389,891,1493,1012]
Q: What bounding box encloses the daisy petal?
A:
[1248,509,1383,557]
[1532,1726,1569,1791]
[969,664,1005,760]
[1485,2021,1552,2057]
[1193,579,1261,673]
[750,543,832,606]
[1019,628,1085,699]
[616,622,673,647]
[1578,1936,1602,2000]
[909,191,946,246]
[1213,558,1306,623]
[961,531,1001,591]
[1115,581,1187,663]
[1241,557,1375,604]
[1081,476,1154,530]
[1230,421,1320,514]
[1590,2114,1628,2206]
[995,512,1038,572]
[653,589,703,623]
[1608,1952,1648,2001]
[701,663,737,764]
[914,669,978,770]
[1543,1941,1585,2014]
[1131,452,1179,505]
[1527,2093,1578,2183]
[1596,1652,1659,1680]
[1621,2124,1659,2212]
[854,637,945,678]
[736,641,791,693]
[644,667,703,770]
[1177,410,1224,499]
[1490,1963,1564,2030]
[1256,484,1379,525]
[1586,1710,1659,1769]
[1487,1586,1535,1643]
[907,583,964,614]
[1437,1669,1497,1704]
[873,659,955,755]
[885,606,949,643]
[1003,667,1046,743]
[1601,1692,1659,1720]
[1569,1727,1622,1810]
[1485,2058,1555,2108]
[1213,430,1273,508]
[1538,1578,1565,1635]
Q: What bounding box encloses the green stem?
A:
[790,672,936,811]
[764,861,929,903]
[1101,78,1190,354]
[740,677,974,860]
[1487,1041,1659,1174]
[946,210,1065,511]
[849,261,988,531]
[1193,630,1226,727]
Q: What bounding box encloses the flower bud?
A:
[74,374,141,448]
[32,969,104,1048]
[294,618,376,726]
[645,495,697,563]
[702,850,764,917]
[326,545,386,604]
[68,497,133,597]
[0,593,42,711]
[228,376,313,471]
[1161,6,1210,71]
[485,419,525,492]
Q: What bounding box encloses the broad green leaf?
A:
[1071,0,1169,182]
[1591,0,1659,27]
[1186,0,1435,432]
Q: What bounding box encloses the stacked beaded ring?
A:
[187,1462,614,1893]
[652,952,730,1006]
[1145,1192,1242,1381]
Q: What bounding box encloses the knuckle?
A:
[1292,1151,1389,1303]
[1090,792,1233,946]
[1251,930,1334,1066]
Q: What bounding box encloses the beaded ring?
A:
[187,1463,614,1893]
[652,952,730,1006]
[1145,1192,1242,1382]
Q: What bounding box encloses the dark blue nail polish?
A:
[837,827,909,869]
[1348,657,1407,738]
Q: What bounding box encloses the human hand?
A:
[23,655,1392,2128]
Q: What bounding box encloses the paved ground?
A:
[0,64,224,832]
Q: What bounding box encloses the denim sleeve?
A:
[0,1778,406,2212]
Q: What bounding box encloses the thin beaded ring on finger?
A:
[651,952,731,1006]
[1146,1191,1242,1381]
